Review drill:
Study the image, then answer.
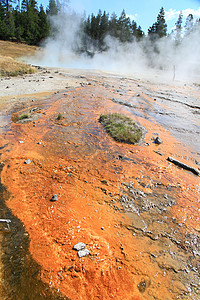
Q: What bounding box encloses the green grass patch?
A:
[18,114,29,120]
[99,113,143,144]
[57,113,63,120]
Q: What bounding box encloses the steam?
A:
[29,10,200,83]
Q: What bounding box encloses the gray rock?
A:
[154,136,163,145]
[51,194,58,201]
[24,159,31,164]
[78,249,90,258]
[73,242,86,251]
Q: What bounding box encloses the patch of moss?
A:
[18,114,29,120]
[57,113,63,120]
[99,113,143,144]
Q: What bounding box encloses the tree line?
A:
[0,0,199,49]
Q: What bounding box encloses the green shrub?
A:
[57,113,63,120]
[99,113,143,144]
[18,114,29,120]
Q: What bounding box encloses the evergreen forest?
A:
[0,0,199,52]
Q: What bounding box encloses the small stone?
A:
[138,280,147,293]
[37,142,41,145]
[24,159,31,164]
[101,227,104,230]
[117,155,123,160]
[154,136,163,145]
[78,249,90,258]
[73,242,86,251]
[101,180,108,185]
[19,141,24,144]
[51,194,58,201]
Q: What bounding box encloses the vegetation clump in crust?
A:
[99,113,143,144]
[18,114,29,120]
[57,113,63,120]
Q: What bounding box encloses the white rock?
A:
[73,242,86,251]
[78,249,90,258]
[24,159,31,164]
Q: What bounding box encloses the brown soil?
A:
[0,70,199,299]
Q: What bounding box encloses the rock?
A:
[51,194,58,201]
[78,249,90,258]
[117,155,123,160]
[73,242,86,251]
[101,227,104,230]
[154,136,163,145]
[101,180,108,185]
[19,141,24,144]
[31,107,39,112]
[137,280,147,293]
[24,159,31,164]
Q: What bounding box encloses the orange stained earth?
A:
[0,77,199,300]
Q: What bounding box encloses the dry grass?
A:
[99,113,143,144]
[0,40,38,76]
[0,40,38,58]
[0,55,36,76]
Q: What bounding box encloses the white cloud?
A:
[165,9,179,21]
[165,7,200,21]
[127,13,138,21]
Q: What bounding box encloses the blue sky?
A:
[39,0,200,32]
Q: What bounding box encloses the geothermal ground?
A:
[0,67,199,300]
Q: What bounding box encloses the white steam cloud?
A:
[165,8,200,21]
[29,10,200,83]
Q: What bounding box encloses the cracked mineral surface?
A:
[0,68,199,299]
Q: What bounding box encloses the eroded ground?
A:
[0,70,199,299]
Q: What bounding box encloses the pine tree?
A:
[21,0,28,12]
[99,10,109,49]
[46,0,59,16]
[20,0,40,44]
[118,9,132,42]
[13,6,24,41]
[136,25,144,39]
[184,14,194,36]
[175,11,183,43]
[0,0,15,12]
[148,7,167,39]
[108,12,118,38]
[38,4,49,41]
[156,7,167,37]
[0,2,10,39]
[131,21,144,40]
